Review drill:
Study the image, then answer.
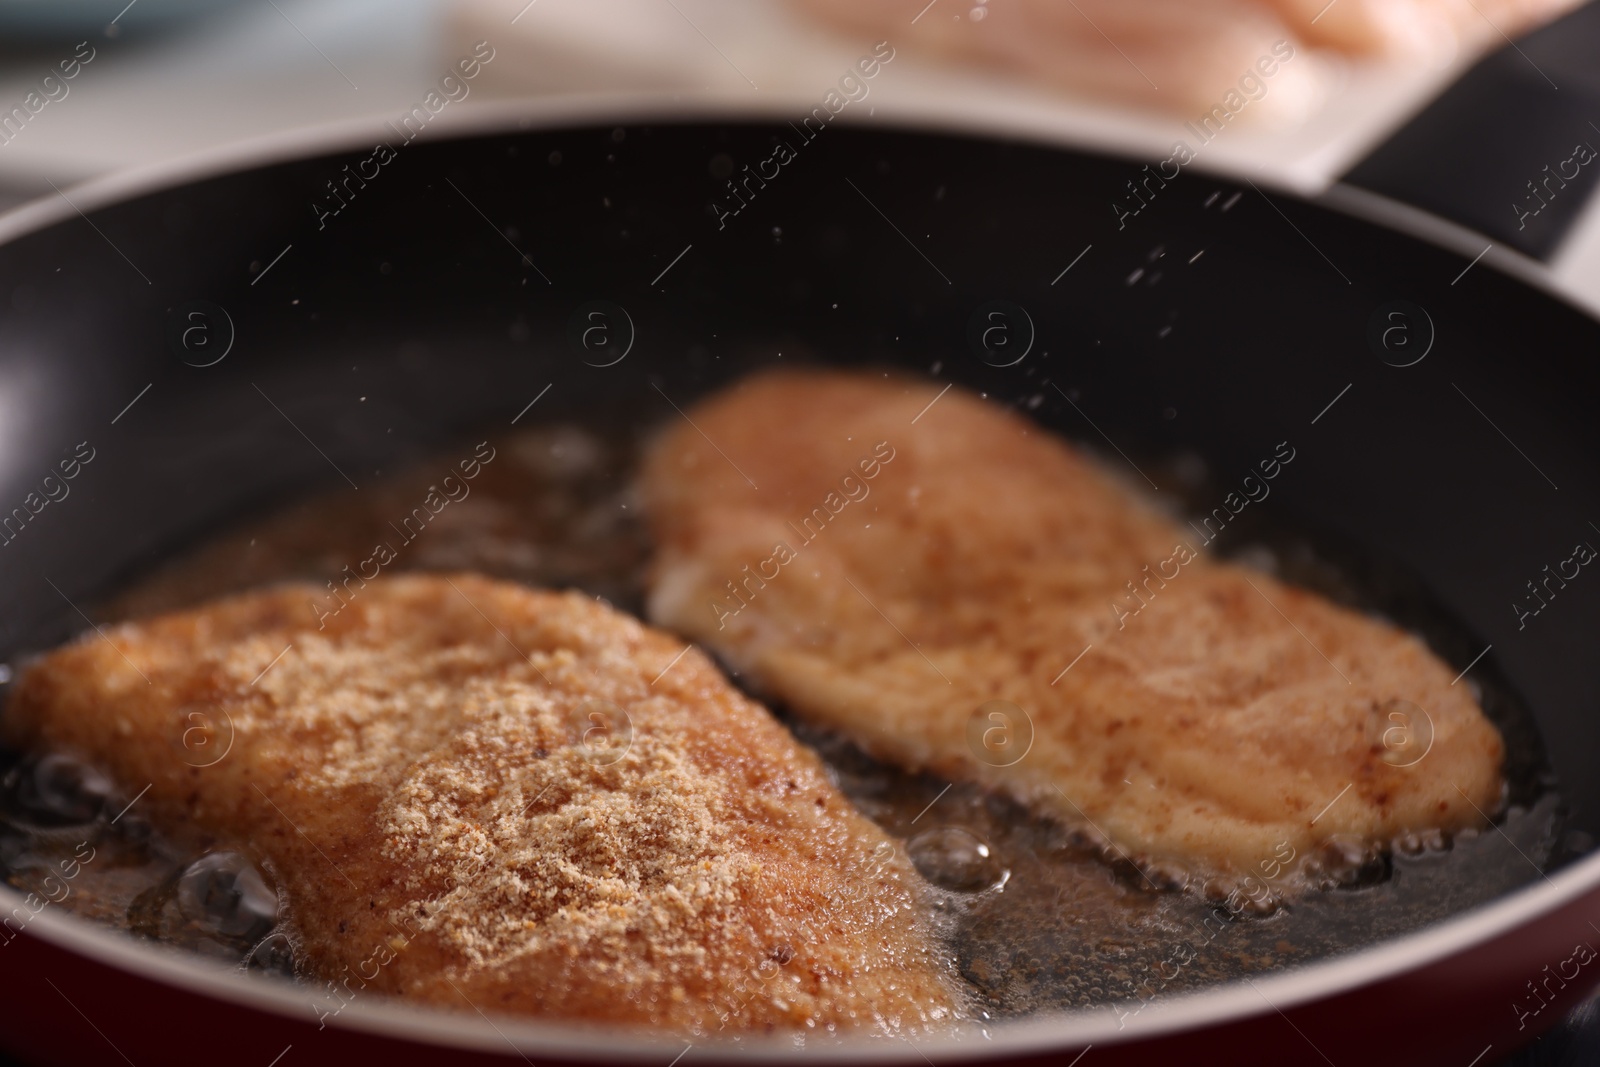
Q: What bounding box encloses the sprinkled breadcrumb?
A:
[6,574,960,1038]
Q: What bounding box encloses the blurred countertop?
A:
[0,0,1512,194]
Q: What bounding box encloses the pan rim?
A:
[0,90,1585,321]
[1,90,1594,1060]
[4,846,1599,1060]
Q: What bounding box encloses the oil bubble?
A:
[177,852,279,941]
[6,753,114,827]
[907,827,1006,891]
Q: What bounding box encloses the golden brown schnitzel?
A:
[5,574,958,1037]
[642,370,1504,889]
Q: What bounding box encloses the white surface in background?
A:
[0,0,440,190]
[0,0,1594,304]
[0,0,1483,194]
[444,0,1477,196]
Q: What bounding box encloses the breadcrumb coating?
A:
[5,574,959,1038]
[643,370,1504,885]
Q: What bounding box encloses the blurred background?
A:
[2,0,1598,298]
[1,2,1598,1063]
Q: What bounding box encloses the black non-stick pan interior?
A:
[1,118,1596,940]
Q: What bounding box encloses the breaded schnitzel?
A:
[642,370,1504,887]
[5,574,958,1037]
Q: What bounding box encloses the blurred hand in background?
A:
[788,0,1582,116]
[0,0,1585,213]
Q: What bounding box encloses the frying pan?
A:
[3,10,1600,1065]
